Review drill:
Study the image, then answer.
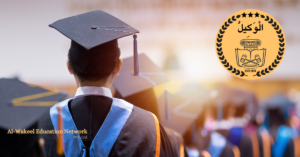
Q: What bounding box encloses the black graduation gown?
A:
[256,130,296,157]
[164,127,189,157]
[195,130,235,157]
[115,89,189,157]
[39,96,176,157]
[215,129,253,157]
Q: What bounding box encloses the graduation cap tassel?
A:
[192,122,196,142]
[166,88,170,120]
[217,100,223,121]
[133,34,139,76]
[57,107,64,155]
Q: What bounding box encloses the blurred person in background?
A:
[238,92,260,134]
[174,83,210,157]
[185,99,239,157]
[39,10,176,157]
[204,87,254,157]
[226,90,255,157]
[165,127,189,157]
[258,95,300,157]
[113,54,187,157]
[183,104,212,157]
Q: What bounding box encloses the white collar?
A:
[74,86,112,98]
[212,120,232,130]
[229,118,247,127]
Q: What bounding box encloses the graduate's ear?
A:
[67,59,74,74]
[114,59,123,76]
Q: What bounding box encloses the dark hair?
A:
[68,40,120,82]
[268,108,286,126]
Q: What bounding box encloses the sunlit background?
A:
[1,0,300,110]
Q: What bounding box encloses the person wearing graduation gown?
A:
[205,87,253,157]
[113,54,187,157]
[194,100,239,157]
[0,78,66,157]
[113,53,169,120]
[257,95,299,157]
[39,10,176,157]
[164,127,188,157]
[226,91,254,157]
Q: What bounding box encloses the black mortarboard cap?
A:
[210,87,258,121]
[263,94,294,109]
[225,89,256,106]
[114,88,161,119]
[157,91,201,135]
[0,78,67,157]
[49,10,141,75]
[114,53,169,97]
[262,94,294,119]
[260,94,295,127]
[229,89,258,120]
[113,53,169,119]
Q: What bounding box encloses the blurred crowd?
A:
[118,72,300,157]
[179,85,300,157]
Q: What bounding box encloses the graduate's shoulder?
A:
[113,98,155,120]
[112,97,157,130]
[127,105,157,127]
[109,105,158,157]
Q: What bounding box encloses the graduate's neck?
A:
[75,75,114,88]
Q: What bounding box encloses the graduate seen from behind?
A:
[258,95,299,157]
[39,10,175,157]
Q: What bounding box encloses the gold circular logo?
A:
[216,9,285,80]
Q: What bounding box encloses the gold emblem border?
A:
[216,12,285,79]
